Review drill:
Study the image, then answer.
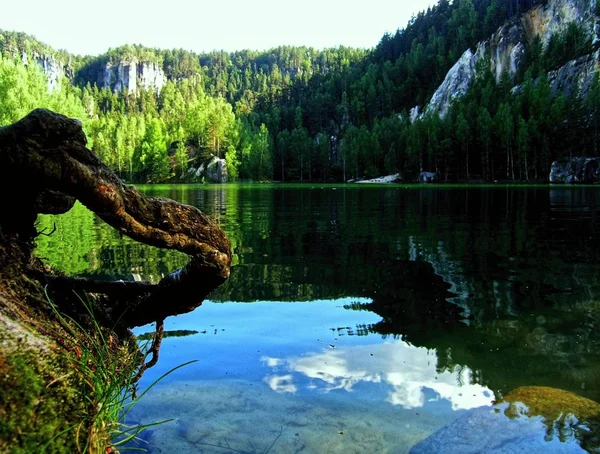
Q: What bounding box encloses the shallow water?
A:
[36,185,600,452]
[129,300,489,453]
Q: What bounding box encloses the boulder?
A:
[411,386,600,453]
[192,155,228,183]
[549,157,600,183]
[354,173,402,184]
[419,171,438,183]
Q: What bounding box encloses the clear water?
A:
[36,185,600,452]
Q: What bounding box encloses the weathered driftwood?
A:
[0,109,232,328]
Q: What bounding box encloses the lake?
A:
[36,184,600,453]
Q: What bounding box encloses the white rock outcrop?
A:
[425,49,481,119]
[192,156,228,183]
[100,59,165,94]
[20,51,69,92]
[425,0,598,118]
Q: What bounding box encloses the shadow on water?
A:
[137,330,199,341]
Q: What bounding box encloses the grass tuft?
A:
[45,291,194,453]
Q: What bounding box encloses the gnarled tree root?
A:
[0,109,232,329]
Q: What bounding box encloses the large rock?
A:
[419,171,438,183]
[191,156,228,183]
[411,386,600,453]
[499,386,600,422]
[550,157,600,183]
[354,173,402,183]
[410,404,587,453]
[425,0,598,118]
[547,49,600,98]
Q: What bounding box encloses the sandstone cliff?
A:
[425,0,599,118]
[99,58,166,93]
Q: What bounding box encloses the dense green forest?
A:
[0,0,598,183]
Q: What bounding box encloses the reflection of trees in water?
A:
[36,186,600,402]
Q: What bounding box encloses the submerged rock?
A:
[499,386,600,422]
[411,386,600,453]
[550,157,600,183]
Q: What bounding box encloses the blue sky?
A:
[1,0,436,55]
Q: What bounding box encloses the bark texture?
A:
[0,109,232,328]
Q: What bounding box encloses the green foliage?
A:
[139,118,170,183]
[0,30,71,63]
[0,352,78,453]
[0,55,49,124]
[544,22,594,71]
[36,202,189,282]
[0,0,597,183]
[45,293,195,453]
[225,145,241,181]
[174,140,190,178]
[35,202,98,276]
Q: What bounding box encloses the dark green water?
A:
[36,185,600,452]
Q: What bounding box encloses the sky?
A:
[1,0,437,56]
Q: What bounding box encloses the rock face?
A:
[1,32,73,92]
[549,157,600,183]
[409,105,422,123]
[426,49,481,119]
[32,54,70,92]
[99,59,165,93]
[19,52,71,92]
[425,0,598,118]
[547,49,600,97]
[192,156,228,183]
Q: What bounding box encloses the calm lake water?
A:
[36,184,600,452]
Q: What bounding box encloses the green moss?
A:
[500,386,600,422]
[0,351,81,453]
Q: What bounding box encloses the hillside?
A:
[1,0,599,183]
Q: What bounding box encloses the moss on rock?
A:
[499,385,600,422]
[0,239,142,453]
[0,350,80,453]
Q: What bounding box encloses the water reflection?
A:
[127,300,489,454]
[411,402,588,453]
[36,186,600,403]
[262,340,494,410]
[35,185,600,450]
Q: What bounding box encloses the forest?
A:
[0,0,598,183]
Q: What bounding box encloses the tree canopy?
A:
[0,0,597,183]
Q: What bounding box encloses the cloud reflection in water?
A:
[263,340,494,410]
